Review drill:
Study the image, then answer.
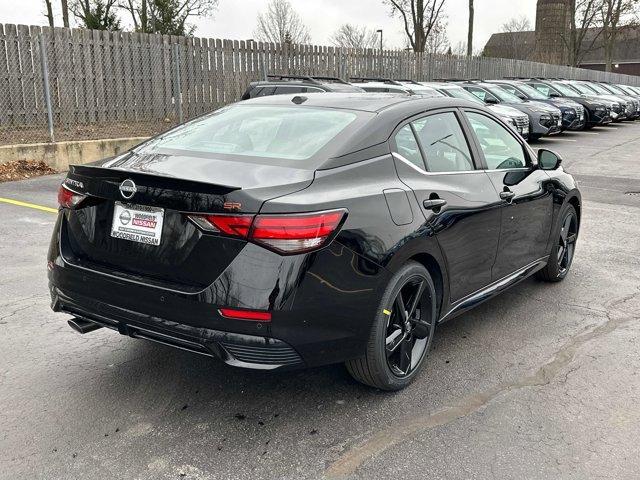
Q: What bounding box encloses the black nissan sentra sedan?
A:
[49,93,581,390]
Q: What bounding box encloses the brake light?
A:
[57,184,86,209]
[190,214,254,238]
[251,210,346,253]
[219,308,272,322]
[188,209,347,254]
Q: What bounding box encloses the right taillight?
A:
[188,209,347,254]
[251,210,347,254]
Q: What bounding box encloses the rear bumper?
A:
[48,222,388,369]
[51,287,304,370]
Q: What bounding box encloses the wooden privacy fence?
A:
[2,22,640,145]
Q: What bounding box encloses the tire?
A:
[537,204,579,282]
[346,261,437,391]
[583,109,594,130]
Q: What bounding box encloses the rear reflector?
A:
[219,308,272,322]
[57,184,86,209]
[188,209,347,254]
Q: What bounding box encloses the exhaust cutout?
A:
[68,318,103,334]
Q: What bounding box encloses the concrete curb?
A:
[0,137,150,171]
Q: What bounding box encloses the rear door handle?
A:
[499,190,515,202]
[423,198,447,211]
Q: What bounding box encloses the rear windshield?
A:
[140,105,358,161]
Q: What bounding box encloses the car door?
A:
[462,109,554,280]
[391,109,502,302]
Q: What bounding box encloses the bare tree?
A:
[61,0,70,26]
[500,15,533,60]
[501,15,531,33]
[330,24,381,49]
[599,0,639,71]
[467,0,474,56]
[44,0,55,26]
[121,0,218,35]
[254,0,311,45]
[561,0,603,66]
[451,40,467,55]
[385,0,447,52]
[73,0,121,29]
[424,17,449,53]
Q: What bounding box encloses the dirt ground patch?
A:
[0,160,57,182]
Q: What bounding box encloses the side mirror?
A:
[538,149,562,170]
[549,92,561,98]
[485,96,499,104]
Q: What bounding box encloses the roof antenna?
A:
[292,96,307,104]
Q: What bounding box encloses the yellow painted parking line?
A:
[0,197,57,214]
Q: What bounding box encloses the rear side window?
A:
[255,86,276,97]
[273,86,324,95]
[363,87,390,93]
[412,113,474,172]
[394,125,425,169]
[498,84,524,99]
[466,112,527,170]
[144,105,358,161]
[274,86,305,95]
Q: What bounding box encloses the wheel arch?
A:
[384,238,449,319]
[567,194,581,228]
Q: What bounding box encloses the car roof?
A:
[238,93,483,169]
[240,92,470,113]
[247,80,364,93]
[351,82,410,90]
[422,82,463,88]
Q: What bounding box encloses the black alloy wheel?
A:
[385,276,431,377]
[557,210,578,275]
[346,262,437,390]
[537,204,578,282]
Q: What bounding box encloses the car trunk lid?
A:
[60,154,314,291]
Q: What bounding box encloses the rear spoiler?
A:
[69,164,241,195]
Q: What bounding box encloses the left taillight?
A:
[187,209,347,255]
[57,184,86,209]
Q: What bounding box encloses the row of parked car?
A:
[241,74,640,141]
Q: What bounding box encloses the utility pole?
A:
[377,29,383,73]
[467,0,474,56]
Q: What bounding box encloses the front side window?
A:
[466,112,528,170]
[441,86,485,105]
[571,82,595,95]
[141,105,358,161]
[412,112,474,172]
[550,82,577,96]
[517,83,549,100]
[532,83,551,96]
[498,84,526,99]
[486,86,524,103]
[466,86,490,102]
[393,124,424,169]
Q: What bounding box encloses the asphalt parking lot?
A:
[1,124,640,480]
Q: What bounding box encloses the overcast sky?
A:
[0,0,537,50]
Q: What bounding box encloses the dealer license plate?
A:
[110,202,164,246]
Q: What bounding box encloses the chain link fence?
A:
[2,23,640,147]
